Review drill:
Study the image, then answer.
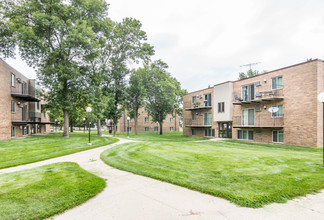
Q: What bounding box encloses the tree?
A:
[125,68,146,136]
[142,60,182,135]
[238,69,260,79]
[103,18,154,136]
[0,0,108,138]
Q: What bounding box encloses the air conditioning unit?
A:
[256,92,262,97]
[255,106,261,112]
[254,81,261,86]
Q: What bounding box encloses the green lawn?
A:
[104,131,210,142]
[0,133,118,169]
[0,162,105,220]
[101,138,324,208]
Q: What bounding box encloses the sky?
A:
[5,0,324,93]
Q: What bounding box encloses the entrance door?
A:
[218,122,232,138]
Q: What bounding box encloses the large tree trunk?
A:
[159,121,163,135]
[63,110,69,138]
[70,119,73,132]
[134,111,138,136]
[97,119,102,136]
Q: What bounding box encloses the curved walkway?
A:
[1,137,324,220]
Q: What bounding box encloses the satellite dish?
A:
[268,107,279,113]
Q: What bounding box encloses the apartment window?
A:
[144,117,149,123]
[204,93,212,107]
[192,96,196,104]
[272,76,283,89]
[23,126,29,135]
[237,130,254,140]
[37,125,41,133]
[218,102,225,113]
[204,112,212,125]
[170,118,174,122]
[170,127,174,132]
[205,128,215,137]
[192,129,196,136]
[127,127,131,132]
[273,130,284,143]
[154,127,158,132]
[272,105,283,117]
[22,82,27,94]
[11,126,15,137]
[145,127,149,132]
[192,113,196,120]
[242,84,254,101]
[242,109,254,126]
[31,124,35,134]
[11,73,15,87]
[36,102,40,110]
[11,101,15,112]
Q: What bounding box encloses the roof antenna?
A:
[240,62,260,71]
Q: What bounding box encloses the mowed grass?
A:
[101,139,324,208]
[0,162,106,220]
[0,133,118,169]
[104,131,210,142]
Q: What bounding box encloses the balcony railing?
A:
[183,101,212,111]
[232,115,284,128]
[184,118,212,127]
[233,85,284,105]
[11,83,40,102]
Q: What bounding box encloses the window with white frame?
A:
[205,128,215,137]
[237,130,254,140]
[271,105,283,117]
[272,76,283,89]
[242,109,254,125]
[11,101,15,112]
[273,130,284,143]
[218,102,224,113]
[127,127,132,132]
[204,112,212,125]
[145,127,149,132]
[11,126,15,137]
[144,117,149,123]
[192,96,196,104]
[242,84,254,101]
[11,73,15,87]
[170,127,174,131]
[170,118,173,122]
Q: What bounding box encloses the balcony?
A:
[183,101,212,111]
[184,119,212,128]
[233,85,283,105]
[232,115,284,129]
[11,84,40,102]
[12,111,52,125]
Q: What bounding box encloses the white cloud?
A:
[5,0,324,92]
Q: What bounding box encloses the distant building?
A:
[0,59,51,140]
[183,59,324,147]
[107,107,180,133]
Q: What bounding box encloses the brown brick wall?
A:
[0,59,51,140]
[183,87,218,137]
[232,60,324,147]
[116,107,180,133]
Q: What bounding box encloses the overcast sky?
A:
[5,0,324,92]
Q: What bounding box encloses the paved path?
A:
[1,137,324,220]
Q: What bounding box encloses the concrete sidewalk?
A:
[1,137,324,220]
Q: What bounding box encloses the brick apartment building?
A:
[109,107,180,133]
[183,59,324,147]
[0,59,51,140]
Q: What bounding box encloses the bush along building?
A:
[107,107,180,133]
[183,59,324,147]
[0,59,51,140]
